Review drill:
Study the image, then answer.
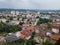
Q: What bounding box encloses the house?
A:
[11,11,16,15]
[51,22,60,33]
[50,34,60,41]
[15,26,36,39]
[15,31,21,38]
[40,23,48,30]
[0,36,5,43]
[27,26,36,32]
[20,30,31,39]
[15,11,20,15]
[0,18,7,23]
[45,30,52,37]
[40,14,51,19]
[35,29,40,33]
[26,14,32,19]
[5,33,19,42]
[13,18,17,20]
[10,20,20,25]
[50,15,60,22]
[19,18,22,21]
[39,30,46,39]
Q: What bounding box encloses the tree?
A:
[36,16,39,18]
[17,17,20,21]
[30,31,36,40]
[42,40,54,45]
[55,38,60,45]
[2,38,25,45]
[37,18,52,25]
[0,23,20,33]
[8,25,20,32]
[24,31,36,45]
[47,24,52,30]
[19,22,24,25]
[37,21,42,25]
[1,42,12,45]
[0,22,6,33]
[14,38,25,45]
[26,40,36,45]
[10,17,13,20]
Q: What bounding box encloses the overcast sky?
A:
[0,0,60,10]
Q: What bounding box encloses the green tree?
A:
[36,16,39,18]
[42,40,54,45]
[17,17,20,21]
[19,22,24,25]
[30,31,36,40]
[37,18,52,25]
[26,31,36,45]
[26,38,37,45]
[10,17,13,20]
[0,23,20,33]
[47,24,52,30]
[8,25,20,32]
[55,38,60,45]
[1,42,12,45]
[14,38,25,45]
[37,21,42,25]
[0,22,6,33]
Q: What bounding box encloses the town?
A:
[0,9,60,45]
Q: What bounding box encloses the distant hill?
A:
[0,8,60,12]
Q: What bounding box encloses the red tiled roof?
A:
[19,26,35,39]
[21,30,30,35]
[39,30,46,39]
[45,30,52,33]
[50,34,60,41]
[50,22,60,28]
[40,23,48,27]
[27,26,35,30]
[20,34,25,38]
[20,30,31,38]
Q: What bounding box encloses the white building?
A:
[0,18,7,23]
[52,28,59,33]
[15,31,21,38]
[41,14,50,19]
[16,11,20,15]
[10,20,19,25]
[11,11,16,15]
